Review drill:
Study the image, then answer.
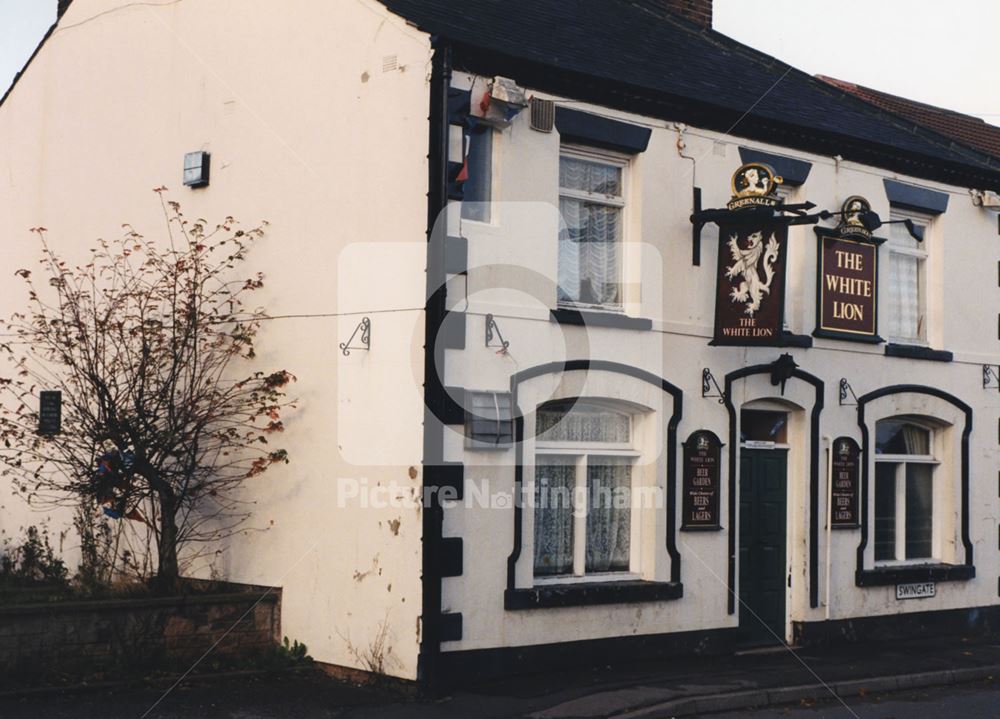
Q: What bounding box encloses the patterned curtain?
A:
[537,404,630,443]
[586,459,631,572]
[887,221,923,340]
[557,156,622,306]
[534,459,575,576]
[534,401,633,576]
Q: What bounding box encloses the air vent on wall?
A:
[530,98,555,133]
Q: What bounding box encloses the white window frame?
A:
[459,125,498,226]
[533,400,640,584]
[874,418,939,565]
[557,145,629,313]
[885,208,930,345]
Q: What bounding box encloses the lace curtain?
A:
[534,401,633,576]
[534,460,575,576]
[887,221,923,340]
[586,460,631,572]
[537,404,630,443]
[558,156,622,306]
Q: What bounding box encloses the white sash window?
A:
[557,149,627,310]
[533,400,638,578]
[885,210,929,343]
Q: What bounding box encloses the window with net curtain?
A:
[533,400,636,578]
[886,212,928,342]
[874,418,936,562]
[557,151,626,308]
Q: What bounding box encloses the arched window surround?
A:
[856,386,974,586]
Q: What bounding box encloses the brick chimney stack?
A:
[657,0,712,29]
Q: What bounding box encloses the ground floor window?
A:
[533,399,637,578]
[874,418,937,561]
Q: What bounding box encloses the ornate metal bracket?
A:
[702,368,725,405]
[769,353,798,396]
[839,378,858,406]
[485,313,509,351]
[339,317,370,356]
[983,365,1000,391]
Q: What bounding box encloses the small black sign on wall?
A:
[830,436,860,528]
[681,430,723,530]
[38,391,62,435]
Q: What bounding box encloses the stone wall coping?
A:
[0,590,277,617]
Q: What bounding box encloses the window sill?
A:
[505,580,683,609]
[884,343,953,362]
[550,308,652,331]
[709,331,813,348]
[855,563,974,587]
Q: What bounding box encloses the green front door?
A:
[738,448,788,645]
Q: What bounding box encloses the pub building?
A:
[4,0,1000,685]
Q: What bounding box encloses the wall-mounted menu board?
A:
[831,436,860,528]
[681,430,722,530]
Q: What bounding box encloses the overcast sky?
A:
[1,0,997,124]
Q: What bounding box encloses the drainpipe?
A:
[418,38,452,688]
[823,435,833,620]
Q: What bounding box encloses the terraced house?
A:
[3,0,1000,685]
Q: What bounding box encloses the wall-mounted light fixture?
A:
[183,151,210,188]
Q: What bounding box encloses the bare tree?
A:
[0,189,294,590]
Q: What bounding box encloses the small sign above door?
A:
[896,582,935,600]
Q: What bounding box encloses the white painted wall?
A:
[442,71,1000,652]
[0,0,433,679]
[3,0,999,676]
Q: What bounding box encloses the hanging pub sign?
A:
[830,436,860,528]
[814,196,884,343]
[712,163,789,346]
[681,430,722,530]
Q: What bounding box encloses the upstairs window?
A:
[460,127,494,223]
[557,149,627,309]
[885,210,929,343]
[874,418,937,562]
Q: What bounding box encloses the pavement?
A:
[3,633,1000,718]
[711,678,1000,718]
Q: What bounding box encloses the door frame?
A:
[723,361,825,625]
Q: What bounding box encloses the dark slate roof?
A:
[818,75,1000,159]
[381,0,1000,191]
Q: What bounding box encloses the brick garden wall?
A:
[0,589,280,681]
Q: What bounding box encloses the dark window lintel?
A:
[550,308,652,331]
[884,343,953,362]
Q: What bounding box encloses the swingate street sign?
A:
[896,582,936,600]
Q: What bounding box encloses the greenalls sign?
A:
[837,195,874,240]
[726,162,784,211]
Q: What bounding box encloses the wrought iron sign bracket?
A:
[702,368,725,405]
[983,365,1000,391]
[485,313,510,351]
[839,378,859,406]
[690,200,824,253]
[340,317,371,356]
